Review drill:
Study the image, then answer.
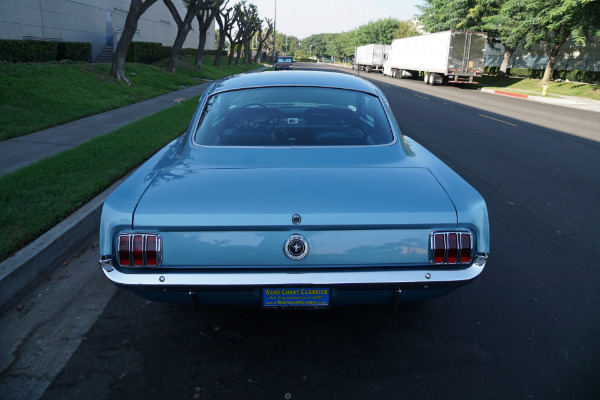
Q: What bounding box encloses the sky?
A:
[245,0,422,39]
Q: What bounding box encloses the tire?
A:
[424,72,431,85]
[428,73,437,86]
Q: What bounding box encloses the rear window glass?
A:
[277,56,293,63]
[193,87,395,146]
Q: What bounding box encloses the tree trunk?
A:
[214,14,225,67]
[228,43,236,65]
[243,39,251,64]
[541,30,568,85]
[164,0,206,74]
[215,32,226,67]
[109,0,159,83]
[195,34,207,69]
[167,24,192,73]
[254,43,263,63]
[498,46,516,79]
[235,43,242,65]
[541,43,562,84]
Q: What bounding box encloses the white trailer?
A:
[383,30,487,85]
[353,44,390,73]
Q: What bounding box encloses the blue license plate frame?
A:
[262,287,330,309]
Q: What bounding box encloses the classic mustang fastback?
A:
[99,71,489,309]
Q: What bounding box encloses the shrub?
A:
[0,39,58,63]
[0,39,91,63]
[57,42,91,62]
[126,42,170,64]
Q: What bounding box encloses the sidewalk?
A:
[0,82,212,176]
[0,82,212,312]
[479,87,600,113]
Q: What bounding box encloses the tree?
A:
[163,0,211,73]
[326,32,357,61]
[193,0,224,69]
[356,18,403,45]
[499,0,600,84]
[393,20,419,39]
[471,0,522,79]
[214,3,237,67]
[109,0,159,84]
[417,0,477,32]
[239,3,261,64]
[253,19,273,62]
[300,34,330,58]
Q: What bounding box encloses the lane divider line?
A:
[478,114,518,127]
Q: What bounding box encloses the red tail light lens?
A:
[433,233,445,264]
[460,233,472,263]
[447,233,458,263]
[431,231,473,265]
[117,233,161,267]
[118,236,131,266]
[132,235,144,266]
[146,236,158,267]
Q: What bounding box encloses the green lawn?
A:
[0,55,264,262]
[473,75,600,100]
[0,96,199,262]
[0,56,262,141]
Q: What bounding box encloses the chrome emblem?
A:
[284,234,309,260]
[292,214,301,225]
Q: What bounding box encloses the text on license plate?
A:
[262,288,329,309]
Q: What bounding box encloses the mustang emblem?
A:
[284,234,309,260]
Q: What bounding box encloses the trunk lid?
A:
[133,167,457,230]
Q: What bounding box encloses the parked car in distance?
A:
[99,71,489,309]
[275,55,294,70]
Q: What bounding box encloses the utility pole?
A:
[271,0,276,65]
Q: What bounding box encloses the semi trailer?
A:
[383,30,487,85]
[353,44,389,73]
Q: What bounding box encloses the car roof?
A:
[209,71,380,96]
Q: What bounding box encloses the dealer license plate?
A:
[262,288,329,309]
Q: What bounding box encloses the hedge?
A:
[0,39,90,63]
[484,66,600,83]
[57,42,91,62]
[126,42,219,64]
[126,42,170,64]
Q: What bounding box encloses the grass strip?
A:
[0,96,199,262]
[474,75,600,100]
[0,57,261,140]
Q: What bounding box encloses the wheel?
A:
[429,73,438,86]
[424,72,431,85]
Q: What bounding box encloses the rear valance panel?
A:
[157,229,434,267]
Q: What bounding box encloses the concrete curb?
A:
[479,87,600,113]
[0,178,124,314]
[480,87,530,99]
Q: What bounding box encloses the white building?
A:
[0,0,215,61]
[484,38,600,71]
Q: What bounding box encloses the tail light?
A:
[117,233,162,267]
[431,231,473,265]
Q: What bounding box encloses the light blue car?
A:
[99,71,489,309]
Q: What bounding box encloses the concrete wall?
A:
[0,0,215,61]
[484,38,600,71]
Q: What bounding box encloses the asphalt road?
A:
[2,63,599,400]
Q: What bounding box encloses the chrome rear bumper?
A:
[100,256,487,289]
